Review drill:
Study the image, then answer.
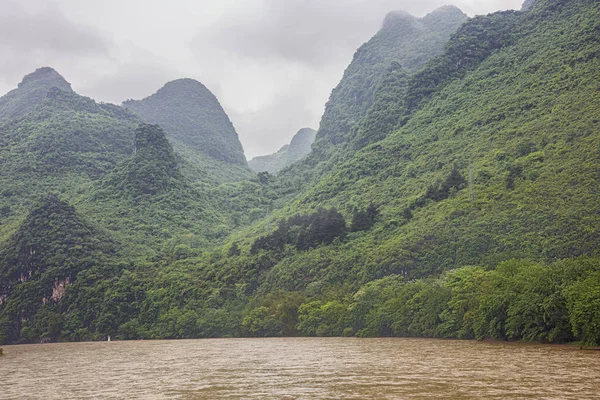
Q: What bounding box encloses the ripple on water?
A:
[1,338,599,400]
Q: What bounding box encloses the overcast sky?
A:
[1,0,524,158]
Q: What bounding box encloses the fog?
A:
[0,0,524,158]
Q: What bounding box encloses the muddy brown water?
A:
[1,338,599,399]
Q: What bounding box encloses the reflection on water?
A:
[1,338,599,399]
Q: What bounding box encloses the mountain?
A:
[0,195,118,343]
[0,69,140,229]
[278,6,469,191]
[266,0,600,284]
[0,67,73,121]
[166,0,600,343]
[313,5,468,150]
[87,124,226,253]
[3,0,600,346]
[249,128,316,174]
[123,79,247,166]
[225,0,600,340]
[101,123,184,197]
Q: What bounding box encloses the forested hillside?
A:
[249,128,316,174]
[0,67,73,121]
[123,79,253,185]
[0,69,140,239]
[278,6,468,189]
[2,0,600,347]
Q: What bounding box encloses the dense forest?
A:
[1,0,600,347]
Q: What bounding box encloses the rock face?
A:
[0,67,73,121]
[123,79,247,166]
[0,195,116,343]
[249,128,316,174]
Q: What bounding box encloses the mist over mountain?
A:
[0,67,73,121]
[1,0,600,349]
[249,128,316,174]
[314,5,468,150]
[123,79,247,167]
[277,6,469,192]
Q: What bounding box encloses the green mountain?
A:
[0,69,140,234]
[279,6,468,191]
[0,67,73,121]
[0,195,118,344]
[2,0,600,347]
[123,79,248,170]
[86,124,230,254]
[249,128,316,174]
[226,0,600,342]
[313,6,468,150]
[101,123,184,197]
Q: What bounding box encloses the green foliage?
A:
[0,67,73,121]
[350,203,378,232]
[2,0,600,348]
[565,272,600,347]
[123,78,247,166]
[251,208,347,254]
[100,124,183,197]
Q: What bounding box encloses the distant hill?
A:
[0,67,73,121]
[249,128,316,174]
[123,79,247,167]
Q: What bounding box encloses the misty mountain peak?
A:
[381,11,418,30]
[0,66,75,121]
[18,67,72,92]
[249,127,316,174]
[154,78,212,98]
[428,5,466,17]
[123,78,247,166]
[420,5,468,29]
[289,128,317,148]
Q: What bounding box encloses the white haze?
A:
[0,0,524,158]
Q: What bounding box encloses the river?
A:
[1,338,599,399]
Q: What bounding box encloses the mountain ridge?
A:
[0,67,73,121]
[249,128,316,174]
[123,79,248,167]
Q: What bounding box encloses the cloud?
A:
[0,1,109,54]
[77,46,183,104]
[0,0,525,158]
[0,1,112,94]
[227,69,330,158]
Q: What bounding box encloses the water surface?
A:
[1,338,599,399]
